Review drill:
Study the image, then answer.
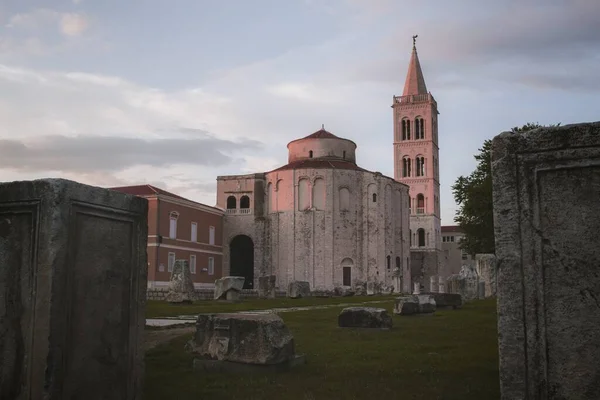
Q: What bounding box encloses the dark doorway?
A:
[343,267,352,286]
[230,235,254,289]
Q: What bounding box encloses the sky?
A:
[1,0,599,225]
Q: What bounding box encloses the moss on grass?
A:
[143,298,500,400]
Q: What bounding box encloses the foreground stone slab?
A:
[166,260,196,303]
[491,122,600,400]
[394,296,420,315]
[338,307,393,329]
[0,178,147,400]
[287,280,310,298]
[214,276,245,300]
[186,313,296,365]
[258,275,276,299]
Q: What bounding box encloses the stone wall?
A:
[491,121,600,399]
[217,167,411,293]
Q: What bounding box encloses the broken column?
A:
[491,122,600,400]
[0,178,148,400]
[287,281,310,298]
[214,276,245,301]
[166,260,197,303]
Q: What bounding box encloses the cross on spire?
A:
[412,34,418,49]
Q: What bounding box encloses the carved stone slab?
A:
[491,122,600,400]
[0,178,148,400]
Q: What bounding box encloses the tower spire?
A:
[403,35,428,96]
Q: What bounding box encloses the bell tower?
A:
[392,36,443,291]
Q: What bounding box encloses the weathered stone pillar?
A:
[412,282,420,295]
[492,122,600,400]
[0,178,148,400]
[429,276,438,293]
[438,276,445,293]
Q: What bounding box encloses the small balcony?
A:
[416,207,425,215]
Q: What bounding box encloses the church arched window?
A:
[416,156,425,177]
[415,117,425,139]
[416,194,425,214]
[402,157,412,177]
[401,118,411,140]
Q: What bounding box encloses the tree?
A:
[452,122,560,256]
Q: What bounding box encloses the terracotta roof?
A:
[302,128,340,140]
[441,225,463,233]
[110,184,192,203]
[268,159,368,173]
[403,46,428,96]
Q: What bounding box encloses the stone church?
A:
[216,128,411,293]
[393,38,445,291]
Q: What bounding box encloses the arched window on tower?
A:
[309,150,313,158]
[226,196,237,210]
[418,228,426,247]
[395,256,401,270]
[372,193,377,203]
[416,194,425,214]
[240,195,250,209]
[387,255,391,270]
[402,118,411,140]
[402,157,412,177]
[416,156,425,177]
[415,117,425,139]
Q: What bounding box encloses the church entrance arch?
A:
[229,235,254,289]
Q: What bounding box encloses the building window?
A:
[169,212,178,239]
[343,150,346,159]
[416,194,425,214]
[309,150,313,158]
[158,263,165,272]
[190,255,197,274]
[226,196,236,209]
[168,252,175,272]
[451,236,455,242]
[417,229,425,247]
[416,156,425,177]
[240,195,250,209]
[209,226,215,245]
[402,157,412,177]
[372,193,377,202]
[415,117,425,139]
[409,229,412,246]
[191,222,197,242]
[386,255,391,270]
[343,266,351,286]
[396,256,401,270]
[208,257,214,275]
[402,118,411,140]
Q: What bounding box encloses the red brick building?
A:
[110,185,224,288]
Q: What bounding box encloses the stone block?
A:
[165,260,196,303]
[491,121,600,400]
[186,313,296,365]
[214,276,245,300]
[417,294,436,313]
[333,286,355,297]
[287,280,310,298]
[258,275,276,299]
[338,307,393,329]
[427,293,462,309]
[0,178,147,400]
[394,296,420,315]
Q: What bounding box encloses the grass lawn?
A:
[145,295,398,318]
[144,298,500,400]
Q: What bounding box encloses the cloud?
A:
[60,13,89,36]
[0,134,261,173]
[5,8,89,37]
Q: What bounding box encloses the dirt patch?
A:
[144,325,195,352]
